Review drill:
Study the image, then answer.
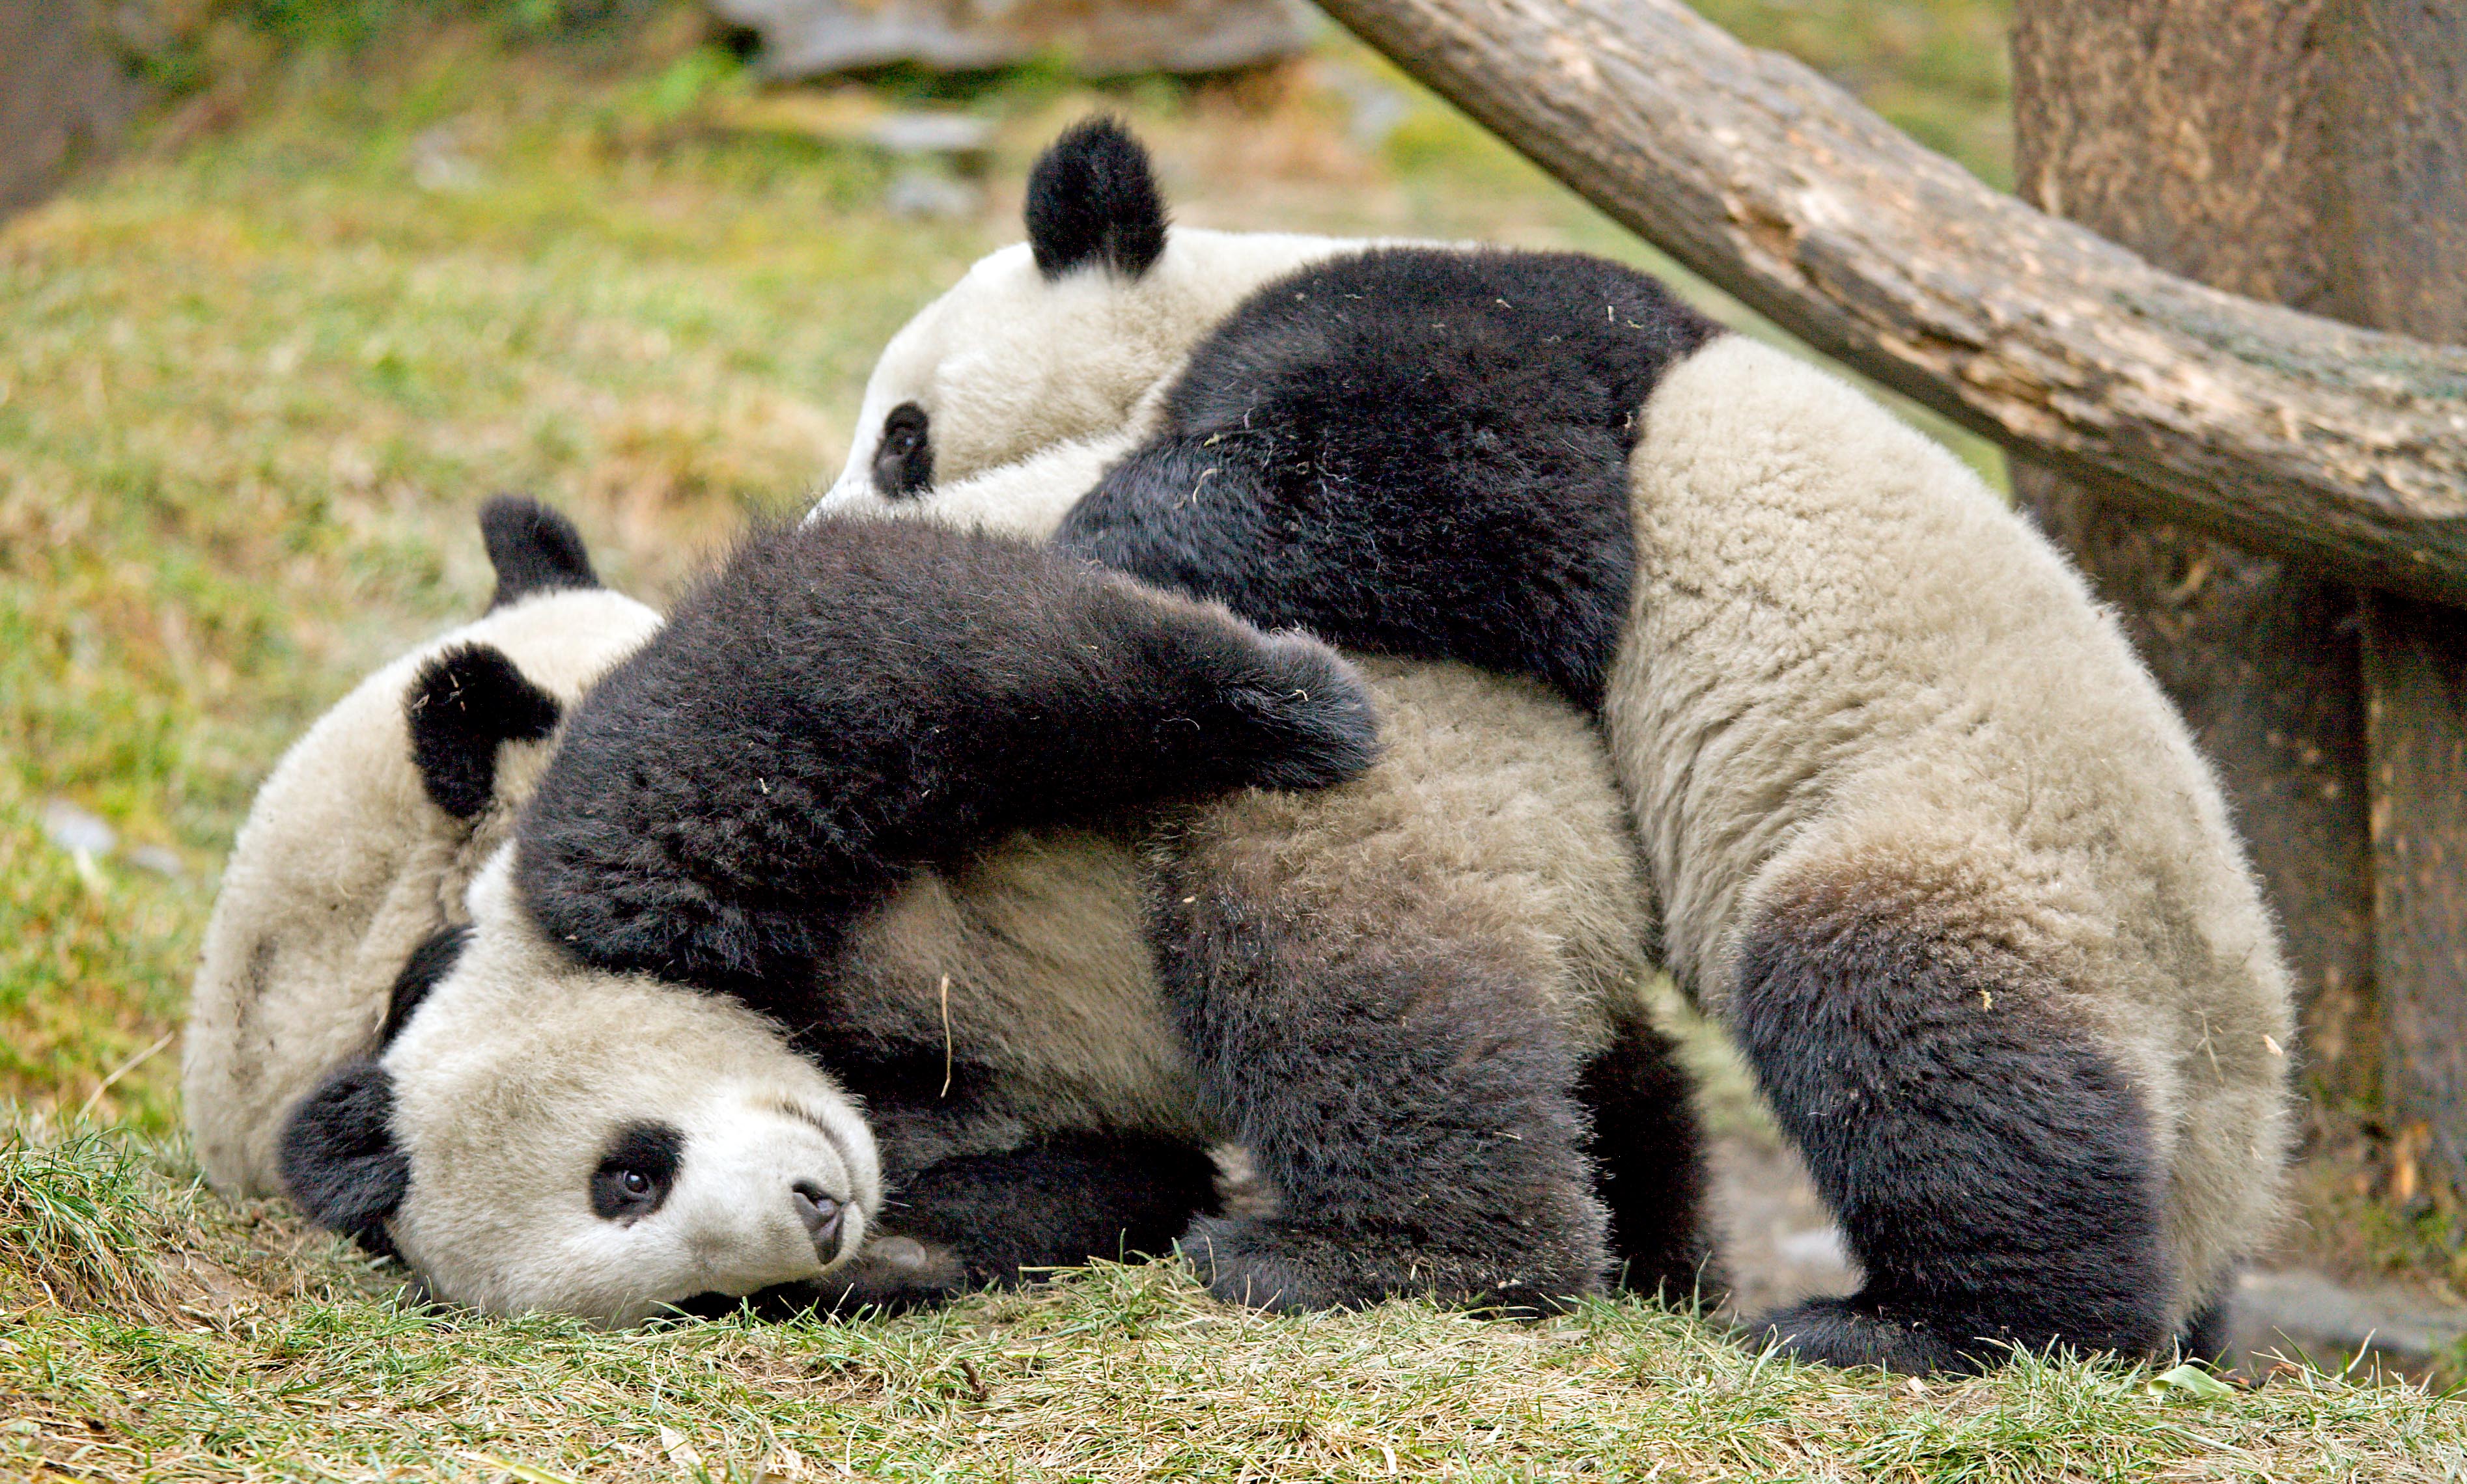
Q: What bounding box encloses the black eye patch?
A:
[872,402,933,500]
[591,1121,684,1222]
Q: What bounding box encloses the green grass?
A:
[4,1120,2461,1482]
[7,5,2457,1476]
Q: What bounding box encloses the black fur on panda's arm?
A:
[514,517,1380,1007]
[1055,246,1717,714]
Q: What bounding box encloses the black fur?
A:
[481,495,599,611]
[1143,843,1608,1315]
[2177,1289,2238,1367]
[279,1060,408,1258]
[514,517,1379,1011]
[1732,877,2170,1373]
[591,1121,684,1222]
[405,644,563,820]
[1576,1016,1715,1302]
[678,1134,1220,1321]
[1024,117,1167,281]
[828,1133,1221,1313]
[1055,247,1718,711]
[872,402,934,499]
[378,924,472,1047]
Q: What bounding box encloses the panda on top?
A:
[273,502,1707,1326]
[809,118,2298,1372]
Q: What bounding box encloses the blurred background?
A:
[13,0,2459,1371]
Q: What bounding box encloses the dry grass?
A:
[4,1119,2462,1483]
[7,5,2459,1477]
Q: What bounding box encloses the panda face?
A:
[812,123,1361,538]
[283,853,882,1328]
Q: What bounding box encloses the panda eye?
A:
[591,1121,682,1222]
[872,402,934,500]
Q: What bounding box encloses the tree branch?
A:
[1315,0,2467,605]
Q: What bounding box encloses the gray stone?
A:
[1,0,143,223]
[883,167,982,219]
[42,798,116,859]
[708,0,1313,80]
[869,111,994,163]
[2230,1267,2467,1375]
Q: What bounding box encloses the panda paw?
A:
[1218,633,1381,793]
[1181,1215,1578,1317]
[811,1234,971,1316]
[1754,1296,1985,1375]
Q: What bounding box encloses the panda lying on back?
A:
[281,511,1704,1325]
[811,118,2298,1371]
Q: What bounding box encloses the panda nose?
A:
[791,1181,845,1259]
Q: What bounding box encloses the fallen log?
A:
[1314,0,2467,605]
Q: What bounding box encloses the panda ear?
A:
[379,924,472,1047]
[405,644,563,820]
[1024,116,1167,281]
[480,494,599,612]
[279,1060,409,1257]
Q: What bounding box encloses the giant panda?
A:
[280,513,1707,1326]
[185,496,662,1200]
[806,118,2298,1372]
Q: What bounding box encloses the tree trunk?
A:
[2007,0,2376,1106]
[2014,0,2467,1181]
[2324,0,2467,1197]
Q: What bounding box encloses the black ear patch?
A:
[1024,117,1167,281]
[406,644,563,819]
[872,402,934,499]
[279,1060,410,1257]
[480,494,599,611]
[378,924,472,1047]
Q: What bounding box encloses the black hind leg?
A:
[1148,839,1610,1315]
[2175,1284,2238,1367]
[1731,861,2171,1373]
[1578,1015,1716,1303]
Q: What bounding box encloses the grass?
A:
[5,2,2459,1476]
[5,1119,2462,1482]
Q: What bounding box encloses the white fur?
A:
[382,854,880,1327]
[1613,336,2293,1323]
[184,588,662,1199]
[814,231,1368,521]
[818,225,2296,1335]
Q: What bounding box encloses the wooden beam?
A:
[1310,0,2467,605]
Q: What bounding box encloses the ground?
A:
[1,3,2461,1477]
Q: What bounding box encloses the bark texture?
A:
[2009,0,2375,1103]
[1310,0,2467,605]
[2324,1,2467,1194]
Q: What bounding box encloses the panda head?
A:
[813,117,1364,539]
[186,496,662,1201]
[279,849,882,1328]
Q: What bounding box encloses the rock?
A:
[708,0,1313,80]
[883,168,982,219]
[869,111,994,161]
[2231,1267,2467,1375]
[42,799,117,859]
[1,0,142,223]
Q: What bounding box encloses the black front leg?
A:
[1145,826,1611,1316]
[809,1132,1223,1316]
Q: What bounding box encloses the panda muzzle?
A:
[790,1182,847,1261]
